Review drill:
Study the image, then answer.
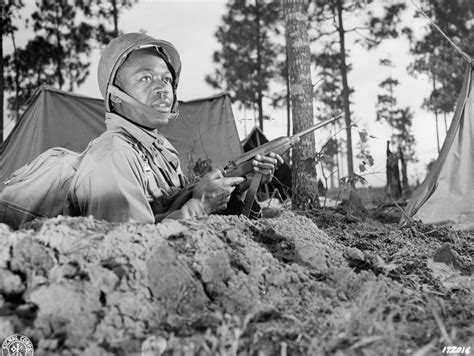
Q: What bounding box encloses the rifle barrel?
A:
[292,113,342,140]
[225,113,342,169]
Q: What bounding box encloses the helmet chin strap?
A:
[108,85,178,125]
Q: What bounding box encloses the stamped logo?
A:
[2,334,34,356]
[442,346,471,354]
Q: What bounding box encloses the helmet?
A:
[98,32,182,118]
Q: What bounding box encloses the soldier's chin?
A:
[153,112,171,126]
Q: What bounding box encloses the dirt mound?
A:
[0,211,472,355]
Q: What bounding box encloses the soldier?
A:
[67,33,282,223]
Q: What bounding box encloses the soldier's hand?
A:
[192,169,245,213]
[252,152,284,185]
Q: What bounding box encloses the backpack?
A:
[0,147,83,229]
[0,131,147,229]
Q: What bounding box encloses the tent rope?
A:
[410,0,473,65]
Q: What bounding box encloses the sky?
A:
[4,0,458,187]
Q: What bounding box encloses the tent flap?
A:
[404,65,474,230]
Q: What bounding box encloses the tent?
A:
[241,126,292,200]
[0,85,242,186]
[403,64,474,231]
[241,126,269,153]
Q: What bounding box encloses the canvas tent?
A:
[0,85,242,186]
[404,64,474,231]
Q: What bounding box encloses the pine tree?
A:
[309,0,406,184]
[206,0,283,130]
[78,0,138,41]
[283,0,319,209]
[1,0,25,143]
[3,0,137,122]
[4,2,91,117]
[408,0,474,151]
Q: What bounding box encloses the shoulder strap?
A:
[99,129,145,156]
[74,130,134,169]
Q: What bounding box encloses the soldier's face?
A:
[114,49,174,128]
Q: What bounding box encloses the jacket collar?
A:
[105,112,179,158]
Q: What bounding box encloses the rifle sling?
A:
[241,173,262,217]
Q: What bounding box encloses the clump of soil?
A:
[0,209,472,355]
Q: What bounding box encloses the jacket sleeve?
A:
[155,198,207,222]
[71,144,211,224]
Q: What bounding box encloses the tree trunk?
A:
[398,146,408,193]
[329,161,335,190]
[112,0,118,37]
[335,0,354,183]
[434,108,440,153]
[0,3,4,145]
[335,146,341,187]
[256,0,263,130]
[285,41,291,137]
[54,4,64,89]
[386,141,401,199]
[386,141,392,195]
[443,111,448,134]
[430,67,440,153]
[11,30,20,122]
[283,0,319,210]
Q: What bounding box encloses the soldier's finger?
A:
[269,152,284,166]
[254,163,275,171]
[221,177,246,187]
[254,156,277,166]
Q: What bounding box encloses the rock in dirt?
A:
[344,247,365,262]
[428,244,473,291]
[433,244,472,275]
[0,269,25,296]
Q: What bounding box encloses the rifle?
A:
[165,114,341,218]
[224,113,342,216]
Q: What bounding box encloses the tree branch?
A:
[310,29,338,41]
[345,26,370,33]
[351,28,379,45]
